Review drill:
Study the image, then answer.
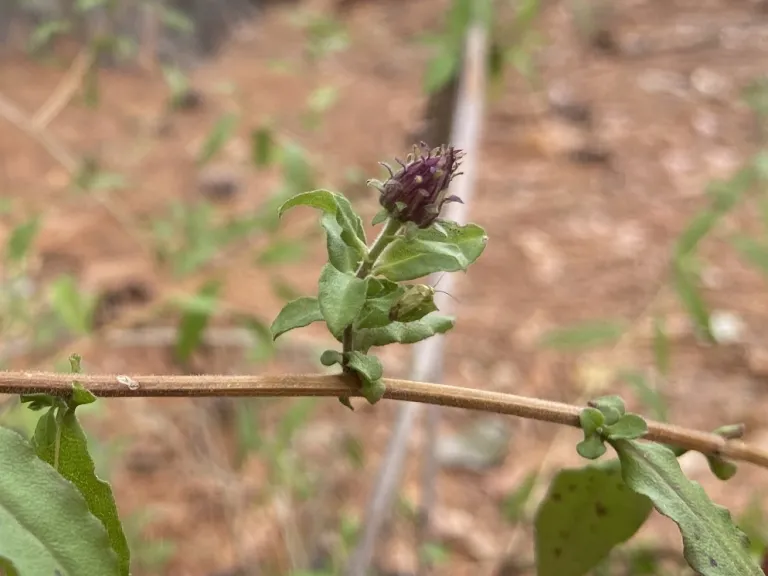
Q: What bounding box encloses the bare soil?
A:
[2,0,768,575]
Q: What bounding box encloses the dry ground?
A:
[2,0,768,574]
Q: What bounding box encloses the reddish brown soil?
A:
[3,1,768,575]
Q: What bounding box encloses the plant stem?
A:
[1,370,767,468]
[341,217,402,367]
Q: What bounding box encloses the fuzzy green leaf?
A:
[0,426,120,575]
[579,407,605,436]
[589,396,626,425]
[320,349,344,367]
[346,352,385,404]
[33,409,130,575]
[372,223,488,281]
[612,439,761,575]
[576,435,607,460]
[604,414,648,440]
[373,238,468,281]
[356,314,455,351]
[318,264,368,337]
[535,460,653,576]
[278,189,366,272]
[356,280,405,330]
[270,297,324,340]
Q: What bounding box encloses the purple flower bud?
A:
[373,143,464,229]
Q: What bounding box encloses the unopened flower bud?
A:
[370,143,464,229]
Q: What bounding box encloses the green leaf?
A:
[576,435,607,460]
[673,261,713,341]
[604,414,648,440]
[371,208,389,226]
[373,239,467,281]
[579,407,605,436]
[0,426,120,575]
[705,455,738,481]
[251,125,275,168]
[539,319,626,351]
[174,280,221,362]
[321,213,359,272]
[318,264,368,337]
[33,410,130,575]
[278,189,367,272]
[424,50,459,94]
[589,396,626,425]
[346,352,385,404]
[270,297,324,340]
[356,314,455,351]
[373,222,488,281]
[48,275,94,335]
[652,315,670,376]
[320,349,344,367]
[534,460,653,576]
[197,112,238,166]
[356,278,404,329]
[612,439,762,576]
[6,216,41,263]
[675,210,720,257]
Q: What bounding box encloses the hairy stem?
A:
[341,217,402,367]
[1,370,766,468]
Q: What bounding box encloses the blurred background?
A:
[2,0,768,574]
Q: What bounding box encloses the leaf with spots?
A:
[612,439,762,576]
[534,459,653,576]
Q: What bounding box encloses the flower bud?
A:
[371,143,464,229]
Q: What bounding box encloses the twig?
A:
[0,371,766,468]
[344,22,489,576]
[32,48,95,129]
[0,91,78,173]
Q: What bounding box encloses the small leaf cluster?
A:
[269,161,487,405]
[535,393,762,576]
[576,395,648,460]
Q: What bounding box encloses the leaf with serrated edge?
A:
[33,409,130,575]
[357,314,455,351]
[318,264,368,337]
[612,439,761,576]
[535,460,653,576]
[270,297,324,340]
[0,427,120,575]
